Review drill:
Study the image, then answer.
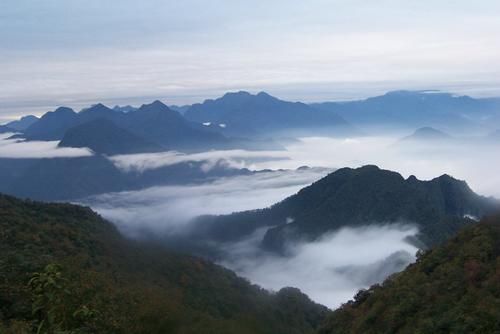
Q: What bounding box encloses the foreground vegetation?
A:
[0,194,327,333]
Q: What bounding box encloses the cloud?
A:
[109,135,500,198]
[82,167,331,237]
[0,133,93,158]
[219,224,418,309]
[109,149,290,173]
[248,136,500,198]
[2,1,500,116]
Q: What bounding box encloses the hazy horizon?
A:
[2,0,500,120]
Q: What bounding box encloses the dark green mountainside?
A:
[319,215,500,334]
[0,194,327,334]
[191,166,498,253]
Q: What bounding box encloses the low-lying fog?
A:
[220,225,418,308]
[86,167,331,237]
[0,133,92,158]
[82,134,500,308]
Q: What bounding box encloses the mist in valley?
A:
[80,130,500,307]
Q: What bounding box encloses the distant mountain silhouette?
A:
[124,100,229,150]
[400,126,452,142]
[0,155,253,201]
[169,104,191,114]
[311,90,500,132]
[78,103,125,124]
[18,101,231,152]
[22,107,78,140]
[58,118,163,155]
[5,115,39,131]
[0,125,14,134]
[184,91,354,137]
[191,166,498,253]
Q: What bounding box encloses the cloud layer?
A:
[0,133,93,158]
[109,149,289,173]
[247,136,500,198]
[220,224,418,309]
[84,167,331,237]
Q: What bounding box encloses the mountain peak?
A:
[401,127,451,142]
[82,103,112,113]
[224,91,252,97]
[53,106,76,114]
[138,100,171,112]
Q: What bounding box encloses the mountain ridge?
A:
[184,91,354,137]
[189,166,498,254]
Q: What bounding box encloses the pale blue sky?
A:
[1,0,500,120]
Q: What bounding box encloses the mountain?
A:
[19,101,232,152]
[311,90,500,132]
[318,215,500,334]
[58,118,163,155]
[184,91,354,137]
[0,125,14,134]
[124,100,229,150]
[4,115,39,131]
[78,103,125,125]
[400,126,452,142]
[169,104,191,114]
[0,155,253,201]
[22,107,78,140]
[0,193,328,333]
[190,166,498,253]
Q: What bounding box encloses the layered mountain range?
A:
[3,90,500,153]
[184,91,354,137]
[311,90,500,133]
[18,101,228,152]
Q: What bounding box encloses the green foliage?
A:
[0,194,327,334]
[318,215,500,334]
[28,264,101,334]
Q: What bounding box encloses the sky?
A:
[1,0,500,121]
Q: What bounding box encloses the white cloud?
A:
[109,149,290,173]
[220,224,418,309]
[0,133,93,158]
[248,136,500,198]
[83,167,331,237]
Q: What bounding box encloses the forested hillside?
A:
[319,215,500,334]
[0,194,327,334]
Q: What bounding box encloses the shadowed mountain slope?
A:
[58,118,163,155]
[184,91,354,137]
[4,115,39,131]
[0,194,328,334]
